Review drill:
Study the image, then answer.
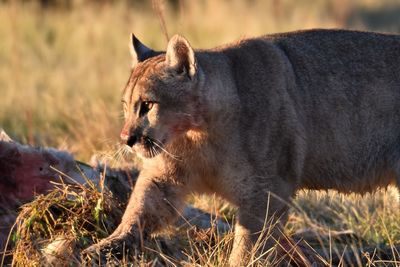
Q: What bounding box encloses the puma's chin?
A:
[134,147,153,159]
[134,142,162,159]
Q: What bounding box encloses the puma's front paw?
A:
[81,236,138,266]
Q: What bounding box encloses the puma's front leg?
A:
[82,173,187,263]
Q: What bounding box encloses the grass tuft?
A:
[12,183,123,266]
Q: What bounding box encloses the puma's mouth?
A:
[137,136,163,159]
[133,135,179,160]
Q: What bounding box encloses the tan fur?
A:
[83,29,400,265]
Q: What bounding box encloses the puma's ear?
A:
[130,34,159,67]
[166,34,196,78]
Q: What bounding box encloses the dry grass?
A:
[11,181,180,266]
[9,181,400,266]
[12,183,122,266]
[2,0,400,266]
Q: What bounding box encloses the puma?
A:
[83,29,400,265]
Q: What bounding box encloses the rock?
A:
[42,237,77,267]
[179,206,230,233]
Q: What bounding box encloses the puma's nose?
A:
[120,132,129,142]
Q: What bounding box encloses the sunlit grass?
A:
[10,183,400,266]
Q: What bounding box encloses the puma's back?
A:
[221,29,400,193]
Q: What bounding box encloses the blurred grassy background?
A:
[2,0,400,265]
[1,0,400,160]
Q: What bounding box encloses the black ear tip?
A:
[130,34,160,63]
[131,33,139,46]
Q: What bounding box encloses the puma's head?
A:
[121,34,205,159]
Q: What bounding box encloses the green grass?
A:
[2,0,400,266]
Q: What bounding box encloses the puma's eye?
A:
[139,101,154,117]
[143,101,154,110]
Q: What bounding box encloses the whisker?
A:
[153,144,160,156]
[123,144,133,154]
[149,142,155,157]
[150,140,157,158]
[109,148,118,161]
[118,144,132,162]
[150,138,182,161]
[175,112,193,118]
[148,141,154,158]
[121,147,128,159]
[111,145,124,164]
[119,146,128,161]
